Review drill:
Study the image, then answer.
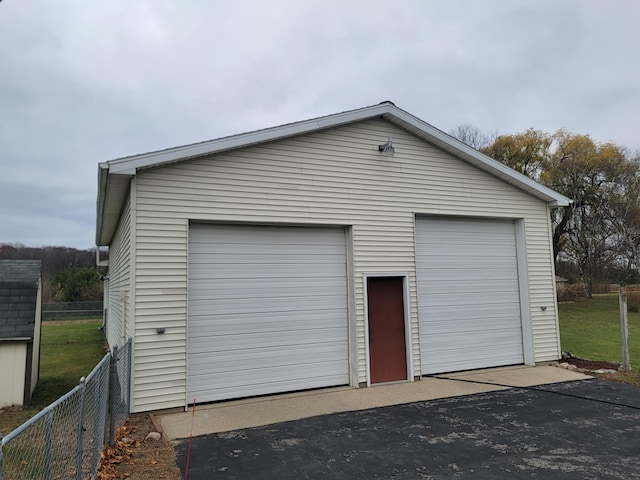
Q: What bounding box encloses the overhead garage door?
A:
[188,224,349,403]
[416,217,524,374]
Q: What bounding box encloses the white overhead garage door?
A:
[188,224,349,403]
[416,217,524,374]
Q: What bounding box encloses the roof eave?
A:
[96,163,133,246]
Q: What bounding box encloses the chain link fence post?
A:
[92,358,110,479]
[75,377,86,480]
[109,344,119,446]
[43,409,53,480]
[0,431,4,480]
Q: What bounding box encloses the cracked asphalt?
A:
[175,379,640,479]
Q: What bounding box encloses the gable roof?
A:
[0,260,41,340]
[97,101,570,245]
[0,260,41,285]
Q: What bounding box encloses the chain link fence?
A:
[43,301,104,321]
[0,338,132,480]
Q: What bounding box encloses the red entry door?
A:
[367,276,407,384]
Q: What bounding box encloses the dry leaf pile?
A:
[96,415,182,480]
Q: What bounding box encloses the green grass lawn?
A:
[0,320,105,435]
[559,293,640,369]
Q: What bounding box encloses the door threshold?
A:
[371,378,411,387]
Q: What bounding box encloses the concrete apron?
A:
[159,365,589,440]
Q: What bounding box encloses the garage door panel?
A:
[191,252,346,266]
[417,217,524,375]
[421,292,521,307]
[188,312,346,332]
[191,365,349,391]
[188,313,346,330]
[189,243,346,256]
[425,350,524,374]
[424,328,524,348]
[195,358,350,380]
[424,317,524,334]
[189,342,348,367]
[189,263,345,279]
[417,257,518,272]
[188,327,348,346]
[189,296,346,316]
[190,225,344,242]
[188,330,348,354]
[189,284,347,300]
[192,372,347,403]
[188,277,343,291]
[417,220,514,235]
[188,224,349,403]
[416,278,520,292]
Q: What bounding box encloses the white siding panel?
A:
[187,224,349,403]
[129,118,560,412]
[132,216,188,411]
[105,194,131,348]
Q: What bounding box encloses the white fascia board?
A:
[96,164,132,246]
[95,163,110,245]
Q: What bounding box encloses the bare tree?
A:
[448,124,496,151]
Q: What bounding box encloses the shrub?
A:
[52,267,103,302]
[592,284,614,294]
[557,283,587,302]
[626,290,640,313]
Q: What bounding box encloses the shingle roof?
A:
[0,260,42,339]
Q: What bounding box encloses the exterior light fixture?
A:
[378,138,395,157]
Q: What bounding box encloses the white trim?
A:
[127,178,137,410]
[514,218,534,366]
[363,273,413,387]
[345,227,359,388]
[547,205,563,358]
[184,218,191,411]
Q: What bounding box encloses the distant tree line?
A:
[0,244,102,302]
[450,125,640,296]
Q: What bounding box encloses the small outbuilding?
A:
[0,260,43,407]
[96,102,570,413]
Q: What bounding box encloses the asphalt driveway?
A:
[175,379,640,479]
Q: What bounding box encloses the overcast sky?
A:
[1,1,639,249]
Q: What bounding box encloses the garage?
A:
[98,102,570,412]
[416,217,524,374]
[187,224,349,403]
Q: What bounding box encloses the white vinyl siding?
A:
[187,224,349,403]
[105,194,132,348]
[129,118,559,412]
[416,218,524,374]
